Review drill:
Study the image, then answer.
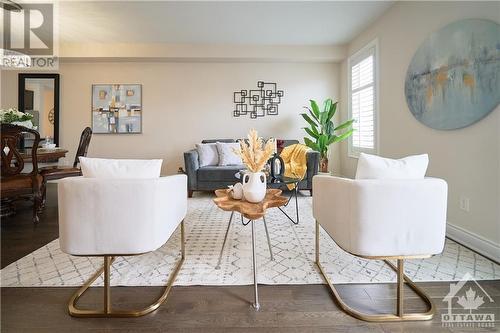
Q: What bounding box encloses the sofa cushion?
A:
[79,157,162,178]
[196,143,219,167]
[355,153,429,180]
[216,142,242,166]
[197,165,245,182]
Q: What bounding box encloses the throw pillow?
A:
[216,142,243,166]
[79,157,162,178]
[196,143,219,167]
[355,153,429,179]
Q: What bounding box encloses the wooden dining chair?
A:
[1,124,43,223]
[40,127,92,206]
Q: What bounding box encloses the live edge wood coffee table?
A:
[213,188,288,310]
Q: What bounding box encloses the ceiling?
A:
[58,1,394,45]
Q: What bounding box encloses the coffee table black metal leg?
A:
[216,211,234,269]
[277,183,300,224]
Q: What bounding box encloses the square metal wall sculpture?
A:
[234,81,284,119]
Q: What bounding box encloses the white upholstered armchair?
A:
[58,174,187,317]
[313,175,448,321]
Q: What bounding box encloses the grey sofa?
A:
[184,139,320,197]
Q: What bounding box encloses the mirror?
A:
[18,73,60,147]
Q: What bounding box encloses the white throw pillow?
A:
[355,153,429,179]
[196,143,219,167]
[216,142,243,166]
[79,157,162,178]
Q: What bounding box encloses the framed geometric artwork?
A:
[91,84,142,134]
[233,81,284,119]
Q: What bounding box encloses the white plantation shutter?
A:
[348,41,378,156]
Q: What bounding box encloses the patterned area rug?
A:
[1,195,499,287]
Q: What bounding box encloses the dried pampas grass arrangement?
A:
[234,129,275,173]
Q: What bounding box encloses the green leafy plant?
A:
[301,98,354,172]
[0,108,34,123]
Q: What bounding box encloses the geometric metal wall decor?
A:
[405,19,500,130]
[233,81,284,119]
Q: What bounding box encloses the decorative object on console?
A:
[0,107,35,129]
[301,98,354,172]
[233,81,284,119]
[405,19,500,130]
[92,84,142,134]
[233,129,275,203]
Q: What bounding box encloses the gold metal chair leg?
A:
[68,220,186,318]
[315,220,435,322]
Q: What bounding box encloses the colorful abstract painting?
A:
[405,19,500,130]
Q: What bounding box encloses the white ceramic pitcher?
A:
[242,171,266,203]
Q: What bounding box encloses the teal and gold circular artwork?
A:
[405,19,500,130]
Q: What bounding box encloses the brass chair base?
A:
[68,221,185,318]
[315,220,435,322]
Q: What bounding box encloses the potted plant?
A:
[301,99,354,173]
[0,107,36,129]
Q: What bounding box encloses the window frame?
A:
[347,38,379,158]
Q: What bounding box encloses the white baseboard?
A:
[446,223,500,264]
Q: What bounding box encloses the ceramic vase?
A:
[242,171,266,203]
[228,183,244,200]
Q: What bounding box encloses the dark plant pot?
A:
[320,157,329,173]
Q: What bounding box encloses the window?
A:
[348,39,378,157]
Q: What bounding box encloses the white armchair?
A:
[58,174,187,317]
[313,175,448,322]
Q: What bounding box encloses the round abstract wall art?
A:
[405,19,500,130]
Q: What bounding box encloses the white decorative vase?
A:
[228,182,244,200]
[242,171,266,203]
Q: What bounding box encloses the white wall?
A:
[2,61,341,174]
[339,1,500,259]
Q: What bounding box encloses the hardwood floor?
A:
[1,184,499,332]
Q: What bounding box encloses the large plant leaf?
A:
[326,135,338,146]
[334,119,354,131]
[304,137,320,152]
[323,99,332,114]
[327,101,337,122]
[318,134,329,153]
[301,113,318,129]
[309,100,320,119]
[325,120,334,136]
[331,129,354,143]
[303,127,319,140]
[303,107,319,121]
